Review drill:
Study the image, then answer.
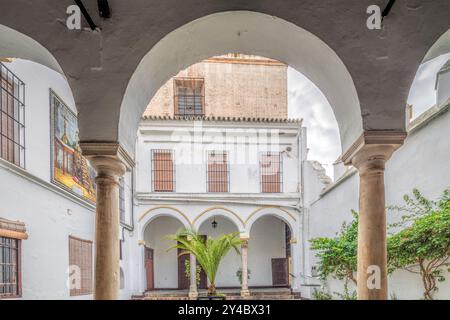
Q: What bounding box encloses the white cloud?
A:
[288,68,341,179]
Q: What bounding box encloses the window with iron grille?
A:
[119,177,126,224]
[0,236,21,298]
[0,63,25,168]
[260,152,283,193]
[174,78,205,116]
[207,151,229,192]
[151,149,175,192]
[69,236,93,296]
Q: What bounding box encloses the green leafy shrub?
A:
[387,188,450,300]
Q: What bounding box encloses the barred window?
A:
[260,152,283,193]
[0,236,21,298]
[151,150,175,192]
[207,151,229,192]
[174,78,204,116]
[0,63,25,168]
[69,236,93,296]
[119,177,126,224]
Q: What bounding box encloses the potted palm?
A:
[167,228,242,299]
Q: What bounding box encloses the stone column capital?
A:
[351,145,397,174]
[88,156,126,180]
[79,141,135,171]
[341,130,407,172]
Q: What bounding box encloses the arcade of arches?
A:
[1,2,450,300]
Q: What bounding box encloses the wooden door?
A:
[145,247,154,291]
[272,258,289,287]
[178,247,190,289]
[177,236,208,290]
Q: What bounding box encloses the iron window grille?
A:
[207,151,229,193]
[173,78,205,117]
[0,62,25,168]
[259,152,283,193]
[151,149,175,192]
[68,236,93,296]
[119,177,126,224]
[0,236,21,298]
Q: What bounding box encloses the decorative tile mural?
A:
[50,90,96,203]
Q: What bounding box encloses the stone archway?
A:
[141,215,187,291]
[119,11,361,154]
[2,2,449,300]
[197,215,241,289]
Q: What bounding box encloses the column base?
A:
[240,289,251,297]
[189,287,199,300]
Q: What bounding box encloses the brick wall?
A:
[144,54,288,119]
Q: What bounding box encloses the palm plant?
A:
[167,228,242,295]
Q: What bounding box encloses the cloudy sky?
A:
[287,52,450,179]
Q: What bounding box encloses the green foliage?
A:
[167,228,242,295]
[309,210,358,285]
[387,188,450,300]
[184,259,201,286]
[333,282,357,300]
[309,188,449,300]
[311,288,333,300]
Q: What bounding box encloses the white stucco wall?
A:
[136,120,301,194]
[0,60,138,299]
[305,104,450,300]
[437,68,450,108]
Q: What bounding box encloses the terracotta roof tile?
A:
[141,115,302,124]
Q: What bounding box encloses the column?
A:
[189,253,198,299]
[90,156,126,300]
[240,238,250,297]
[290,237,300,292]
[342,131,405,300]
[351,145,397,300]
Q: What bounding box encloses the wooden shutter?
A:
[152,150,174,192]
[69,236,93,296]
[1,78,15,165]
[272,258,289,287]
[207,151,229,192]
[260,153,282,193]
[174,78,205,116]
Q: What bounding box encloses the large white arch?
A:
[245,207,297,237]
[138,206,191,240]
[423,28,450,63]
[119,10,361,154]
[0,24,63,74]
[192,206,245,232]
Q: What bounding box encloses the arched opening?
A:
[248,215,295,289]
[197,216,241,288]
[407,27,450,121]
[0,24,63,74]
[120,11,361,155]
[142,215,185,290]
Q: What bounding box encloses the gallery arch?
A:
[142,215,186,290]
[1,1,449,300]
